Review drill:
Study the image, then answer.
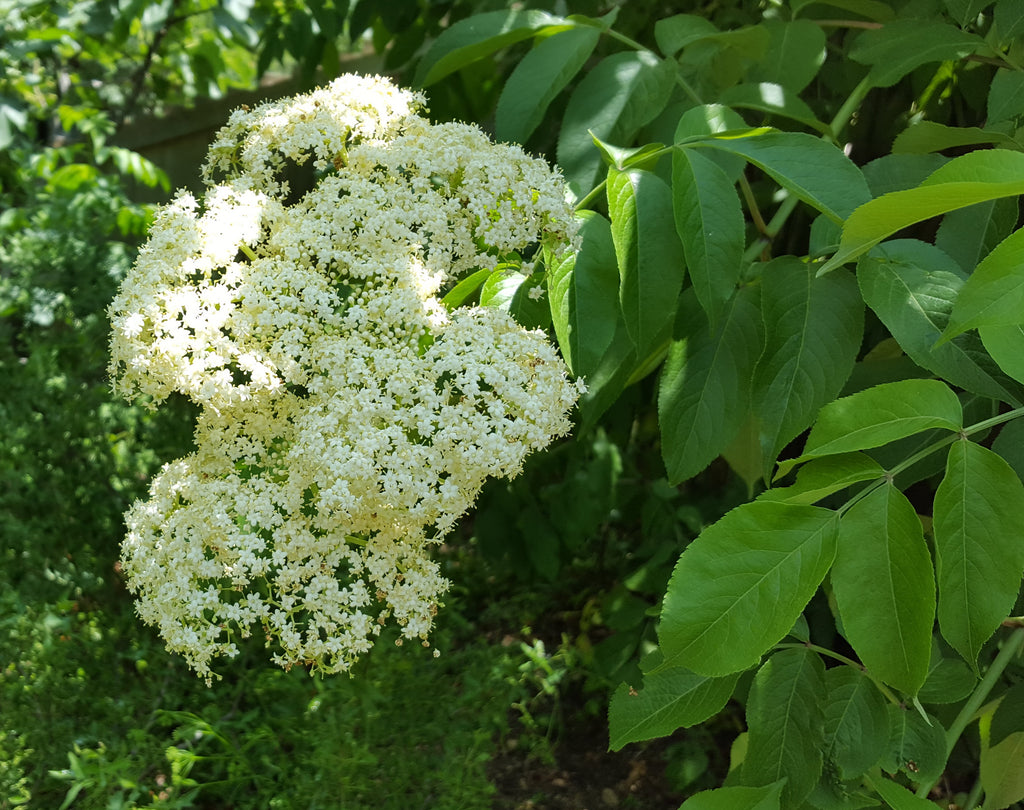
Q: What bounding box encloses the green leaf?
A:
[866,773,942,810]
[608,667,740,750]
[857,240,1024,404]
[718,83,831,134]
[849,19,985,88]
[494,26,600,145]
[442,267,491,310]
[991,681,1024,747]
[654,14,720,57]
[833,485,936,695]
[791,0,895,21]
[557,52,675,195]
[795,379,963,463]
[677,783,784,810]
[892,121,1021,154]
[691,130,871,222]
[658,501,838,676]
[918,643,978,704]
[987,68,1024,123]
[659,286,763,484]
[413,9,566,86]
[751,258,864,476]
[548,211,620,378]
[742,648,827,807]
[824,666,890,779]
[936,197,1020,274]
[674,104,750,181]
[672,147,745,324]
[934,440,1024,668]
[981,731,1024,810]
[882,704,947,784]
[821,150,1024,273]
[752,19,827,93]
[764,453,885,505]
[607,167,686,361]
[945,227,1024,339]
[981,324,1024,384]
[995,0,1024,43]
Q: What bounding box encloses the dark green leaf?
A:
[752,19,827,93]
[988,67,1024,123]
[659,286,763,484]
[981,730,1024,810]
[658,501,837,676]
[654,14,719,57]
[677,783,784,810]
[992,681,1024,746]
[495,26,600,146]
[995,0,1024,43]
[882,704,947,784]
[981,323,1024,384]
[743,648,827,807]
[936,197,1019,274]
[849,20,985,88]
[558,52,675,195]
[934,440,1024,668]
[718,83,831,134]
[918,644,977,705]
[607,167,686,361]
[833,485,935,695]
[672,147,745,324]
[892,121,1021,154]
[751,258,864,476]
[867,774,942,810]
[823,666,890,779]
[608,667,740,749]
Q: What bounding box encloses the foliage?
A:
[414,1,1024,808]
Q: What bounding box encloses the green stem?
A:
[829,74,873,140]
[963,775,984,810]
[915,627,1024,798]
[239,243,257,261]
[574,179,607,212]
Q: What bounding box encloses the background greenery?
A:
[5,0,1024,808]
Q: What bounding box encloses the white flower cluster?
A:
[108,74,582,681]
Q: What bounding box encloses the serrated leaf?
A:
[495,26,599,145]
[442,267,491,310]
[833,485,935,695]
[991,681,1024,747]
[608,667,740,750]
[719,82,831,134]
[849,19,985,88]
[414,9,566,86]
[751,258,864,476]
[672,147,745,324]
[654,13,720,57]
[934,440,1024,668]
[882,704,947,784]
[674,104,750,181]
[743,648,827,807]
[892,121,1021,154]
[866,773,941,810]
[678,783,785,810]
[918,643,978,704]
[659,286,762,484]
[823,150,1024,273]
[936,197,1019,274]
[857,240,1024,404]
[548,211,620,378]
[824,666,890,779]
[981,323,1024,384]
[752,19,827,93]
[945,227,1024,339]
[557,51,675,195]
[658,501,838,676]
[764,453,885,505]
[981,730,1024,810]
[692,130,871,223]
[608,167,685,360]
[795,379,963,462]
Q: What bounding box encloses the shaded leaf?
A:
[882,704,947,784]
[678,783,784,810]
[850,19,985,88]
[945,226,1024,339]
[752,19,827,93]
[824,666,890,779]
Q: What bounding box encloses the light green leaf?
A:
[608,667,740,750]
[677,783,784,810]
[987,68,1024,123]
[833,485,935,695]
[658,501,838,676]
[824,666,890,780]
[672,147,745,324]
[882,704,947,784]
[751,258,864,476]
[866,773,941,810]
[857,240,1023,404]
[608,167,686,361]
[558,52,676,194]
[548,211,620,378]
[495,26,600,145]
[796,379,962,462]
[849,19,985,88]
[414,10,566,86]
[659,286,763,484]
[442,268,491,310]
[719,83,831,134]
[945,227,1024,338]
[764,453,885,505]
[674,104,750,181]
[934,440,1024,668]
[981,324,1024,384]
[981,731,1024,810]
[743,648,826,807]
[892,121,1021,154]
[991,681,1024,746]
[691,130,871,222]
[821,150,1024,273]
[752,19,827,93]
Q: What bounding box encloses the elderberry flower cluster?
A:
[108,74,582,681]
